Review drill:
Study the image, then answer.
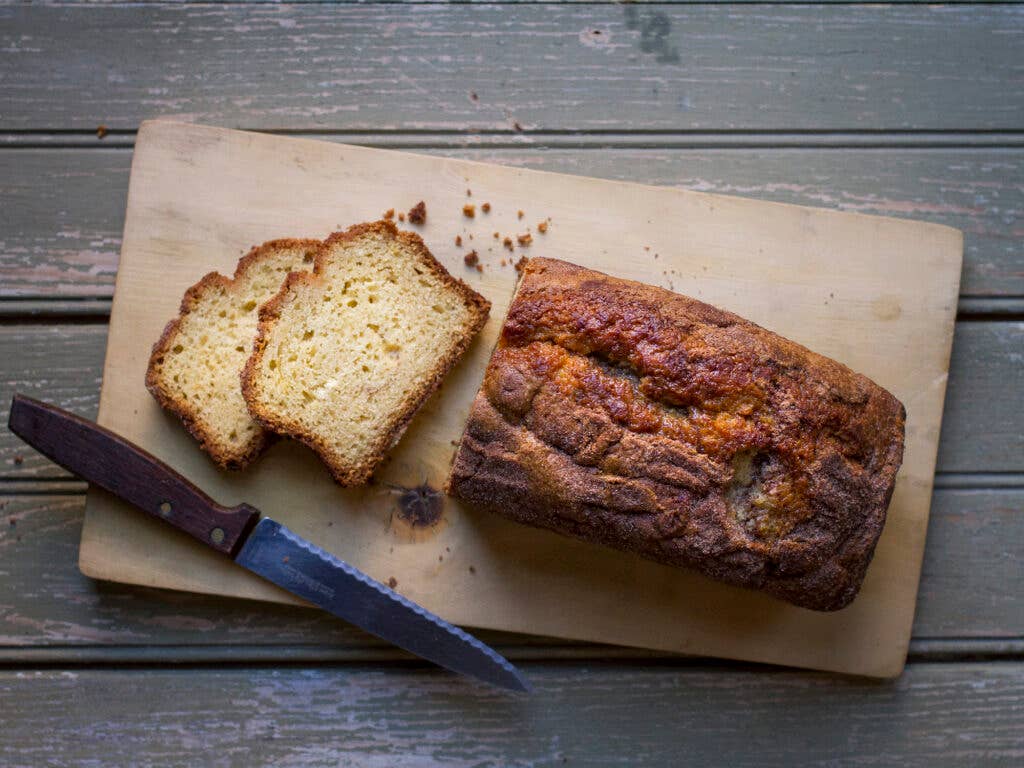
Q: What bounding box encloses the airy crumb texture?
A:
[447,258,905,611]
[146,239,320,469]
[242,221,490,486]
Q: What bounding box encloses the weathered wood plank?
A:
[3,321,1021,480]
[2,147,1022,301]
[2,5,1022,132]
[0,487,1020,652]
[938,322,1024,474]
[1,664,1022,767]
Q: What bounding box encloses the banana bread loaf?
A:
[446,258,905,611]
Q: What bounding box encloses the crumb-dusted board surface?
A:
[81,120,962,677]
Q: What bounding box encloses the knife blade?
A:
[7,394,529,692]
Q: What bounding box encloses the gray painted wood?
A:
[2,146,1022,301]
[0,486,1020,652]
[1,664,1022,767]
[3,321,1021,479]
[2,5,1023,132]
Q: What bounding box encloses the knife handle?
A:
[7,394,259,557]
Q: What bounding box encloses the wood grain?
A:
[1,5,1022,132]
[2,147,1022,302]
[1,664,1022,767]
[1,487,1021,651]
[4,322,1020,480]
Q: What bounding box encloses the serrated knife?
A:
[8,394,529,692]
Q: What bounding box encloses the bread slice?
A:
[241,220,490,485]
[146,239,320,469]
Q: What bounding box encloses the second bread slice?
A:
[242,220,490,485]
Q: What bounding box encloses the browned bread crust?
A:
[447,258,905,611]
[242,220,490,486]
[146,238,321,469]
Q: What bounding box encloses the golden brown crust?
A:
[447,258,905,611]
[241,220,490,486]
[145,239,322,470]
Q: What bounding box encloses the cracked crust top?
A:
[447,257,906,611]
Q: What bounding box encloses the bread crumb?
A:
[643,246,650,252]
[463,204,476,218]
[517,233,532,247]
[517,210,524,220]
[388,577,398,589]
[493,232,499,239]
[463,250,479,267]
[475,263,483,273]
[398,212,405,222]
[96,125,108,139]
[500,259,507,267]
[466,189,472,197]
[469,565,476,574]
[503,237,514,251]
[382,208,395,221]
[407,201,426,225]
[455,235,462,247]
[481,202,491,213]
[537,221,548,234]
[512,120,523,132]
[515,256,528,273]
[469,91,478,102]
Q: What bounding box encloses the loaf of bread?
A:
[447,258,905,611]
[242,220,490,486]
[146,239,319,469]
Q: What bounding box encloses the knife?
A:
[7,394,529,692]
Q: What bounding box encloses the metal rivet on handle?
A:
[159,502,172,517]
[210,527,225,545]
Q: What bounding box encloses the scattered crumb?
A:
[501,259,507,267]
[13,455,23,465]
[644,246,650,251]
[515,256,528,273]
[9,517,16,527]
[327,521,333,527]
[450,440,459,447]
[96,125,108,139]
[407,201,427,225]
[481,202,491,213]
[517,232,533,247]
[475,264,483,273]
[503,236,514,251]
[493,232,500,239]
[537,221,548,234]
[466,189,472,197]
[517,210,524,220]
[463,250,479,267]
[398,212,405,222]
[383,208,395,221]
[469,565,476,574]
[388,577,398,589]
[455,235,462,247]
[469,91,478,102]
[463,204,476,218]
[468,234,473,240]
[512,120,523,132]
[438,554,444,562]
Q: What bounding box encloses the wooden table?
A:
[1,3,1022,764]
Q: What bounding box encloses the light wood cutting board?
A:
[80,120,962,677]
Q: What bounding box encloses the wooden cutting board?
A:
[80,120,962,677]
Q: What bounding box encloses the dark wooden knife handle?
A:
[7,394,259,557]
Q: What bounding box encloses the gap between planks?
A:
[0,637,1021,667]
[3,130,1024,150]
